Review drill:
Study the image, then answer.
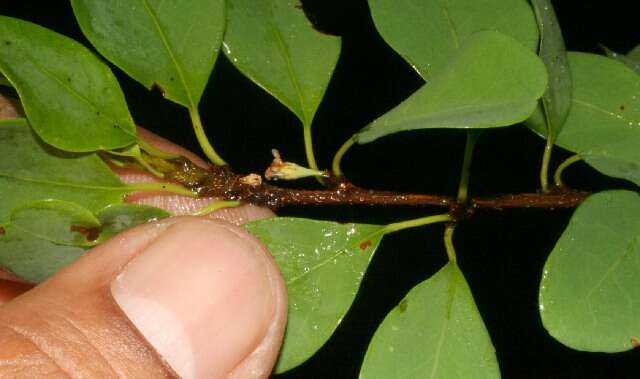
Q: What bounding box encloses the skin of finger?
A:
[0,217,288,378]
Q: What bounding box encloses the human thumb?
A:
[0,217,288,379]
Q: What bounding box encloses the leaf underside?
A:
[540,190,640,352]
[223,0,341,126]
[244,217,384,373]
[360,262,500,379]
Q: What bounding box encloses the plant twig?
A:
[148,156,590,215]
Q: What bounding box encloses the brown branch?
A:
[150,157,590,216]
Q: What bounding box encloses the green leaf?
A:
[0,73,10,87]
[223,0,341,126]
[529,53,640,185]
[368,0,538,79]
[71,0,225,110]
[602,45,640,75]
[0,201,169,283]
[628,44,640,61]
[0,16,136,152]
[539,190,640,352]
[0,200,97,283]
[95,203,169,242]
[244,217,384,373]
[0,122,128,225]
[356,31,547,143]
[530,0,572,137]
[360,262,499,379]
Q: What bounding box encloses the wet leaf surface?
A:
[245,217,384,372]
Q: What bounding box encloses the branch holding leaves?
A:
[1,0,639,377]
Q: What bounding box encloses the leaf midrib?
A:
[286,227,383,285]
[270,21,309,125]
[141,0,195,109]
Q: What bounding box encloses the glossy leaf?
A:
[72,0,225,109]
[244,217,384,372]
[602,45,640,74]
[360,262,499,378]
[0,200,95,283]
[368,0,538,79]
[529,53,640,185]
[530,0,572,137]
[539,190,640,352]
[0,16,136,152]
[0,122,128,225]
[224,0,341,126]
[357,31,547,143]
[0,201,169,283]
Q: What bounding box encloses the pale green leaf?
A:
[0,201,169,283]
[368,0,538,79]
[530,0,572,137]
[0,122,128,225]
[0,200,97,283]
[223,0,341,126]
[360,262,499,379]
[244,217,384,373]
[0,16,136,152]
[602,45,640,74]
[539,190,640,352]
[528,53,640,185]
[71,0,225,109]
[357,31,547,143]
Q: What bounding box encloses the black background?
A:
[1,1,639,378]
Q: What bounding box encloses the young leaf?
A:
[360,262,499,379]
[356,31,547,144]
[530,0,572,137]
[71,0,225,109]
[529,53,640,185]
[602,45,640,74]
[0,16,136,152]
[0,200,96,283]
[244,217,384,373]
[223,0,341,127]
[539,190,640,352]
[368,0,538,79]
[0,122,128,225]
[0,201,169,283]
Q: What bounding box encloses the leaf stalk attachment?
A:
[189,108,227,166]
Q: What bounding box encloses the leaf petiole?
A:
[540,134,554,193]
[189,108,227,166]
[553,154,582,187]
[383,213,452,234]
[193,200,241,216]
[444,225,457,263]
[331,134,356,177]
[457,132,478,203]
